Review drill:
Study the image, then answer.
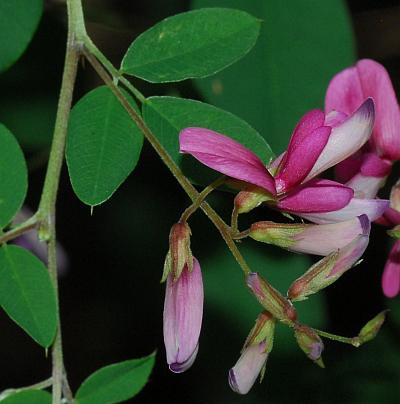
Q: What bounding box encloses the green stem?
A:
[314,328,361,347]
[38,1,80,402]
[231,205,239,235]
[0,377,53,401]
[82,47,253,276]
[0,215,38,245]
[83,37,146,104]
[179,176,226,222]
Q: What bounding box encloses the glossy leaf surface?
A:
[0,0,43,72]
[0,124,27,228]
[192,0,355,153]
[0,246,57,348]
[75,353,156,404]
[121,8,260,82]
[66,86,144,206]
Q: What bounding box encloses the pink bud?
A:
[249,215,368,256]
[163,258,203,372]
[294,324,324,367]
[288,232,370,301]
[247,273,297,323]
[382,240,400,298]
[229,312,275,394]
[229,342,268,395]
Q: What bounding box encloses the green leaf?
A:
[75,353,156,404]
[0,0,43,73]
[192,0,355,153]
[66,86,144,206]
[0,246,57,348]
[0,390,51,404]
[143,96,274,186]
[121,8,260,83]
[0,124,28,228]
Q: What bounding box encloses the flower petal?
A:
[180,128,275,194]
[329,234,370,277]
[325,59,400,161]
[346,174,386,199]
[299,198,390,224]
[275,126,331,193]
[360,153,392,177]
[325,66,364,115]
[344,153,391,199]
[276,179,353,214]
[384,208,400,226]
[305,99,375,181]
[292,215,369,255]
[229,343,268,395]
[356,59,400,161]
[382,240,400,298]
[163,258,203,372]
[249,215,369,256]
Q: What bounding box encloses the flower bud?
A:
[229,311,275,395]
[249,215,368,256]
[162,222,192,282]
[381,240,400,298]
[247,273,297,324]
[358,310,388,344]
[163,258,203,373]
[288,234,369,301]
[234,186,275,214]
[294,324,324,367]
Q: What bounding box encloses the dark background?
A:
[0,0,400,403]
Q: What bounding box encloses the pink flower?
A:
[288,232,370,301]
[249,214,369,256]
[229,342,268,395]
[325,59,400,298]
[325,59,400,161]
[382,240,400,298]
[297,198,389,224]
[180,99,374,215]
[229,311,275,395]
[163,258,203,372]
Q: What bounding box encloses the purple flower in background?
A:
[382,240,400,298]
[326,59,400,162]
[325,59,400,297]
[163,257,203,373]
[12,208,68,275]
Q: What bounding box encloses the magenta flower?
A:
[382,240,400,298]
[180,99,374,215]
[345,152,391,199]
[163,258,203,373]
[325,59,400,161]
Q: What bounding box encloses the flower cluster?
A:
[162,58,396,394]
[325,59,400,297]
